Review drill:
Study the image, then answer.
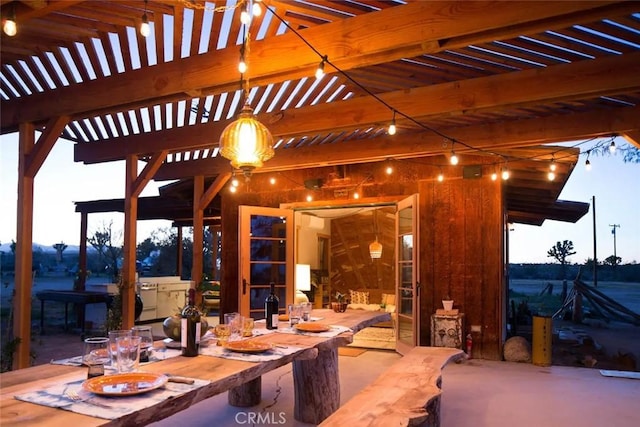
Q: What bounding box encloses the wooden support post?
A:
[292,347,340,424]
[78,212,88,290]
[122,155,139,330]
[228,377,262,407]
[192,176,204,294]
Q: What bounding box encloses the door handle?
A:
[242,278,247,295]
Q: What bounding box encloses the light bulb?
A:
[609,140,616,153]
[437,173,444,182]
[252,1,262,16]
[491,172,498,181]
[238,59,247,74]
[550,161,556,172]
[229,185,237,193]
[306,194,313,202]
[3,18,17,36]
[385,165,393,175]
[232,177,240,187]
[388,121,396,135]
[547,171,555,181]
[315,60,325,79]
[585,159,592,171]
[353,191,360,199]
[501,169,510,180]
[240,10,250,25]
[140,14,150,37]
[450,152,459,165]
[269,177,276,185]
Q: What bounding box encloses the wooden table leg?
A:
[228,377,261,407]
[292,347,340,424]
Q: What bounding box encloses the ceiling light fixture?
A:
[140,0,150,37]
[3,5,17,37]
[388,110,396,135]
[219,27,274,178]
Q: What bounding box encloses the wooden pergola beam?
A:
[154,105,640,180]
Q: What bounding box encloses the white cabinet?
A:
[431,313,465,349]
[156,282,190,319]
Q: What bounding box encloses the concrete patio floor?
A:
[147,350,639,427]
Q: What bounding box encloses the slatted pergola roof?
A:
[2,0,639,225]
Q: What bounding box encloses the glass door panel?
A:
[239,206,294,320]
[396,194,419,355]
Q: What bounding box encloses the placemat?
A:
[200,343,302,362]
[14,376,209,420]
[275,324,352,338]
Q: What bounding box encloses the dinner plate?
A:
[82,372,168,396]
[224,340,273,353]
[295,323,331,333]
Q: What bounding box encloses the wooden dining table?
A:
[0,309,391,426]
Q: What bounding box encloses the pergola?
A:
[2,0,639,368]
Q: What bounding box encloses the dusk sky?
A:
[1,133,638,264]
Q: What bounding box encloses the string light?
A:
[3,5,16,37]
[549,157,556,172]
[140,0,150,37]
[491,172,498,181]
[388,110,396,135]
[269,176,276,185]
[547,171,555,181]
[306,194,313,202]
[385,164,393,175]
[609,140,616,153]
[585,157,592,171]
[437,168,444,182]
[450,151,459,165]
[231,173,240,187]
[252,0,262,16]
[229,185,237,193]
[501,167,510,180]
[353,190,360,199]
[238,44,247,74]
[315,56,327,79]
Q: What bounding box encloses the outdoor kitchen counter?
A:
[0,309,390,426]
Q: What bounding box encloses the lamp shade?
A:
[295,264,311,291]
[219,103,274,174]
[369,237,383,259]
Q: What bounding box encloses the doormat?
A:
[338,347,367,357]
[349,326,395,350]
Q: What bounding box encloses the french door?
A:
[239,206,294,319]
[395,194,420,355]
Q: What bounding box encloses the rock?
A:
[504,336,532,363]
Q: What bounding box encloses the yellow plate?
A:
[295,323,331,333]
[82,372,168,396]
[224,340,274,353]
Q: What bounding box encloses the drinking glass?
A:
[242,317,255,337]
[83,337,110,378]
[301,302,312,322]
[214,323,231,346]
[116,335,142,373]
[288,304,302,326]
[108,330,132,368]
[224,312,242,341]
[131,325,154,363]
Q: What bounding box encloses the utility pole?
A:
[609,224,620,267]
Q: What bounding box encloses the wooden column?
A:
[192,176,205,291]
[13,123,36,369]
[122,155,139,330]
[176,226,183,277]
[77,212,88,290]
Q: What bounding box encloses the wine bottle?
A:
[265,282,279,330]
[181,288,201,357]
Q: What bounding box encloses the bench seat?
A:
[320,346,464,427]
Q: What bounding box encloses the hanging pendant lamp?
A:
[369,236,382,259]
[219,102,274,177]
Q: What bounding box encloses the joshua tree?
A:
[547,240,576,280]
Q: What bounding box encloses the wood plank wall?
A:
[220,159,505,359]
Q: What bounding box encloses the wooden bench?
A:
[320,346,465,427]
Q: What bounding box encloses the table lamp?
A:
[295,264,311,303]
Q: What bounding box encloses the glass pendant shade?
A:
[369,237,383,259]
[219,103,274,175]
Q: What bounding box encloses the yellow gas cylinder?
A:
[532,315,552,366]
